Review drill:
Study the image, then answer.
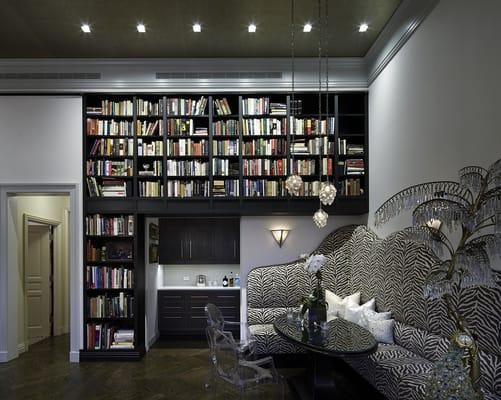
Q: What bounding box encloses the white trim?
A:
[148,332,159,350]
[69,350,79,363]
[0,183,81,363]
[17,342,26,354]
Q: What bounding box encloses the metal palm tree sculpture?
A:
[374,159,501,397]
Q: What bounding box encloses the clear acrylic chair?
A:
[206,325,285,399]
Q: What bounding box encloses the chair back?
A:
[206,326,239,385]
[205,303,224,329]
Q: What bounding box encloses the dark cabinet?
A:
[159,218,239,264]
[158,289,240,336]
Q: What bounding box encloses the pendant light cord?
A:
[324,0,330,184]
[317,0,323,207]
[290,0,296,171]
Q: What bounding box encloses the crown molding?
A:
[0,1,439,92]
[365,0,440,85]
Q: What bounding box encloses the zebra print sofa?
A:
[246,225,501,400]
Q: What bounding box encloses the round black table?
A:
[274,313,378,400]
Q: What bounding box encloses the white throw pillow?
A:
[367,318,395,344]
[359,309,392,329]
[325,290,360,321]
[344,298,376,324]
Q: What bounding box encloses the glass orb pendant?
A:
[319,182,337,206]
[286,174,303,195]
[313,208,328,228]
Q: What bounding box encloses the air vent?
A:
[0,72,101,80]
[156,71,282,80]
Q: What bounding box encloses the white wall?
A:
[8,195,70,351]
[144,218,159,349]
[368,0,501,237]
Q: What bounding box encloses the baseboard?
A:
[17,342,26,354]
[147,331,159,350]
[69,350,80,363]
[0,351,9,363]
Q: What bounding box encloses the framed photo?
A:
[149,223,159,241]
[149,244,159,263]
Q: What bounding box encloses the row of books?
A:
[212,159,239,176]
[242,97,270,115]
[88,293,134,318]
[167,119,208,136]
[213,120,239,136]
[166,180,209,198]
[270,102,287,116]
[290,117,335,136]
[242,138,286,156]
[86,119,133,136]
[166,139,208,156]
[87,101,134,116]
[85,214,134,237]
[242,179,286,197]
[166,97,207,116]
[213,98,233,115]
[138,161,162,176]
[136,99,161,116]
[242,159,287,176]
[290,159,333,176]
[242,118,286,136]
[86,324,134,350]
[166,160,208,176]
[139,181,164,197]
[137,139,163,156]
[213,180,239,197]
[290,138,335,155]
[86,160,134,177]
[136,120,163,136]
[86,266,134,289]
[89,138,134,157]
[86,177,131,198]
[344,159,365,175]
[213,140,239,156]
[340,178,363,196]
[86,240,133,262]
[338,139,364,155]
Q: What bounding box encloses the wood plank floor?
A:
[0,335,384,400]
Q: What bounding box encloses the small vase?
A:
[308,305,327,326]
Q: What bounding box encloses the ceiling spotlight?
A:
[248,23,257,33]
[303,23,312,33]
[359,23,369,33]
[137,23,146,33]
[81,24,91,33]
[193,23,202,33]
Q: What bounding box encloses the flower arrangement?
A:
[301,254,328,323]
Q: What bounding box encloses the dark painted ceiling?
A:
[1,0,401,58]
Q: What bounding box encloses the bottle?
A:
[222,275,228,287]
[229,272,234,287]
[235,273,240,287]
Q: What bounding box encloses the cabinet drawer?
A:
[159,315,186,330]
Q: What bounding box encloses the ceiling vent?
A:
[156,71,282,80]
[0,72,101,80]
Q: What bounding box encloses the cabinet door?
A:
[213,219,240,263]
[159,219,188,264]
[186,221,214,263]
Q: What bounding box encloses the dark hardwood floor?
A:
[0,335,384,400]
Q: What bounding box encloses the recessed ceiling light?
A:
[137,23,146,33]
[303,23,312,33]
[81,24,91,33]
[193,23,202,33]
[359,23,369,33]
[248,23,257,33]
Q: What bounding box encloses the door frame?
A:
[23,214,61,351]
[0,183,81,363]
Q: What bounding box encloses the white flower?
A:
[299,253,309,259]
[304,254,327,274]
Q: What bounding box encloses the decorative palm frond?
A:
[466,234,501,261]
[456,243,496,289]
[459,166,487,193]
[487,158,501,184]
[374,181,472,227]
[423,262,454,300]
[412,198,469,231]
[400,225,451,258]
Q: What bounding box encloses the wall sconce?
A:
[270,229,290,248]
[426,219,442,231]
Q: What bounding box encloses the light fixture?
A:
[248,23,257,33]
[81,24,91,33]
[137,23,146,33]
[319,182,337,206]
[270,229,290,248]
[426,219,443,231]
[303,23,312,32]
[193,23,202,33]
[359,23,369,33]
[313,208,328,228]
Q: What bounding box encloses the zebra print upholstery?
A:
[246,225,501,400]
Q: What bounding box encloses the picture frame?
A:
[149,223,159,241]
[149,244,159,263]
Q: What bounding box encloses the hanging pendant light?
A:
[286,0,303,196]
[319,181,337,205]
[313,207,329,228]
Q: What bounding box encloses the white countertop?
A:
[158,286,241,290]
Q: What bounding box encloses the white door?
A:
[26,225,51,344]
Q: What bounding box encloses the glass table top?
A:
[273,314,378,357]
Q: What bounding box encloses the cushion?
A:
[367,318,395,344]
[344,298,376,324]
[248,324,305,355]
[359,309,392,329]
[325,290,360,320]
